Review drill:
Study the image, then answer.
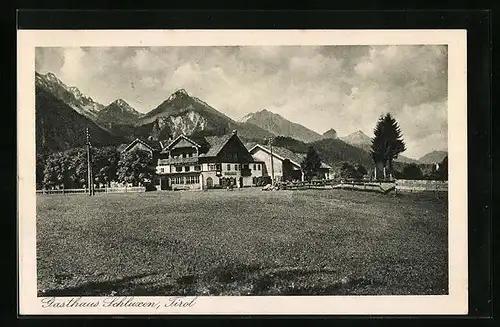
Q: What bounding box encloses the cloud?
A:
[59,47,87,86]
[35,45,448,159]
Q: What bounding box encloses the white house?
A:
[248,144,333,182]
[154,130,264,190]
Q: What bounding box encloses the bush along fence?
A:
[36,186,146,195]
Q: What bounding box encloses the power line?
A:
[268,136,275,185]
[86,127,94,196]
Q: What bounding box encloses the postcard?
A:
[18,29,468,315]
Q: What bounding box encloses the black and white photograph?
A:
[18,29,468,315]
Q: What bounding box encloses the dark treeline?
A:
[37,146,155,190]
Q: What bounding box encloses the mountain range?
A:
[97,99,143,125]
[239,109,323,143]
[418,150,448,164]
[35,71,441,167]
[35,85,123,156]
[338,130,424,164]
[36,72,104,119]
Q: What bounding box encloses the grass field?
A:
[36,188,448,296]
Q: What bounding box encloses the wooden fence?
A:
[333,180,396,194]
[36,186,146,195]
[277,180,394,193]
[279,179,447,194]
[394,179,448,193]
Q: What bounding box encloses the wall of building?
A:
[251,148,284,180]
[201,170,220,188]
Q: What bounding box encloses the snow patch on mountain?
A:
[239,112,255,123]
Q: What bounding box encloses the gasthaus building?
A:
[153,130,264,190]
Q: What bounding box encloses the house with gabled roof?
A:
[155,130,265,190]
[121,137,163,156]
[248,144,333,182]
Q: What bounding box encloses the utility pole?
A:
[86,127,94,196]
[268,136,275,185]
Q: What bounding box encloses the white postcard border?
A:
[17,29,468,315]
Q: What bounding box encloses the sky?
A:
[35,45,448,159]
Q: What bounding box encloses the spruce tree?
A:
[370,113,406,179]
[301,145,322,181]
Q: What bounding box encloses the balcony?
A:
[158,157,199,165]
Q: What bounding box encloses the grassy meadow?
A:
[36,188,448,296]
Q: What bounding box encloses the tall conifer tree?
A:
[370,113,406,179]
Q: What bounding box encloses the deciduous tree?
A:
[437,156,448,181]
[354,163,368,179]
[282,159,295,182]
[402,163,423,180]
[339,162,357,179]
[117,149,154,186]
[92,146,120,187]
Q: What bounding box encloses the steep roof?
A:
[117,143,129,153]
[202,134,235,157]
[249,144,332,169]
[244,142,258,151]
[158,132,244,158]
[122,138,162,153]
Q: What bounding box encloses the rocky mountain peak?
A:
[35,71,104,117]
[322,128,338,139]
[167,89,189,101]
[44,72,62,84]
[238,112,255,123]
[113,98,129,107]
[68,86,84,100]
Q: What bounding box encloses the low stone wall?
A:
[395,179,448,192]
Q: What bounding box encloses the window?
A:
[176,166,182,172]
[227,164,231,171]
[160,167,165,173]
[258,164,261,171]
[235,164,239,171]
[194,165,201,171]
[253,164,256,170]
[185,175,200,185]
[243,164,249,169]
[208,164,216,171]
[171,176,184,184]
[185,166,190,172]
